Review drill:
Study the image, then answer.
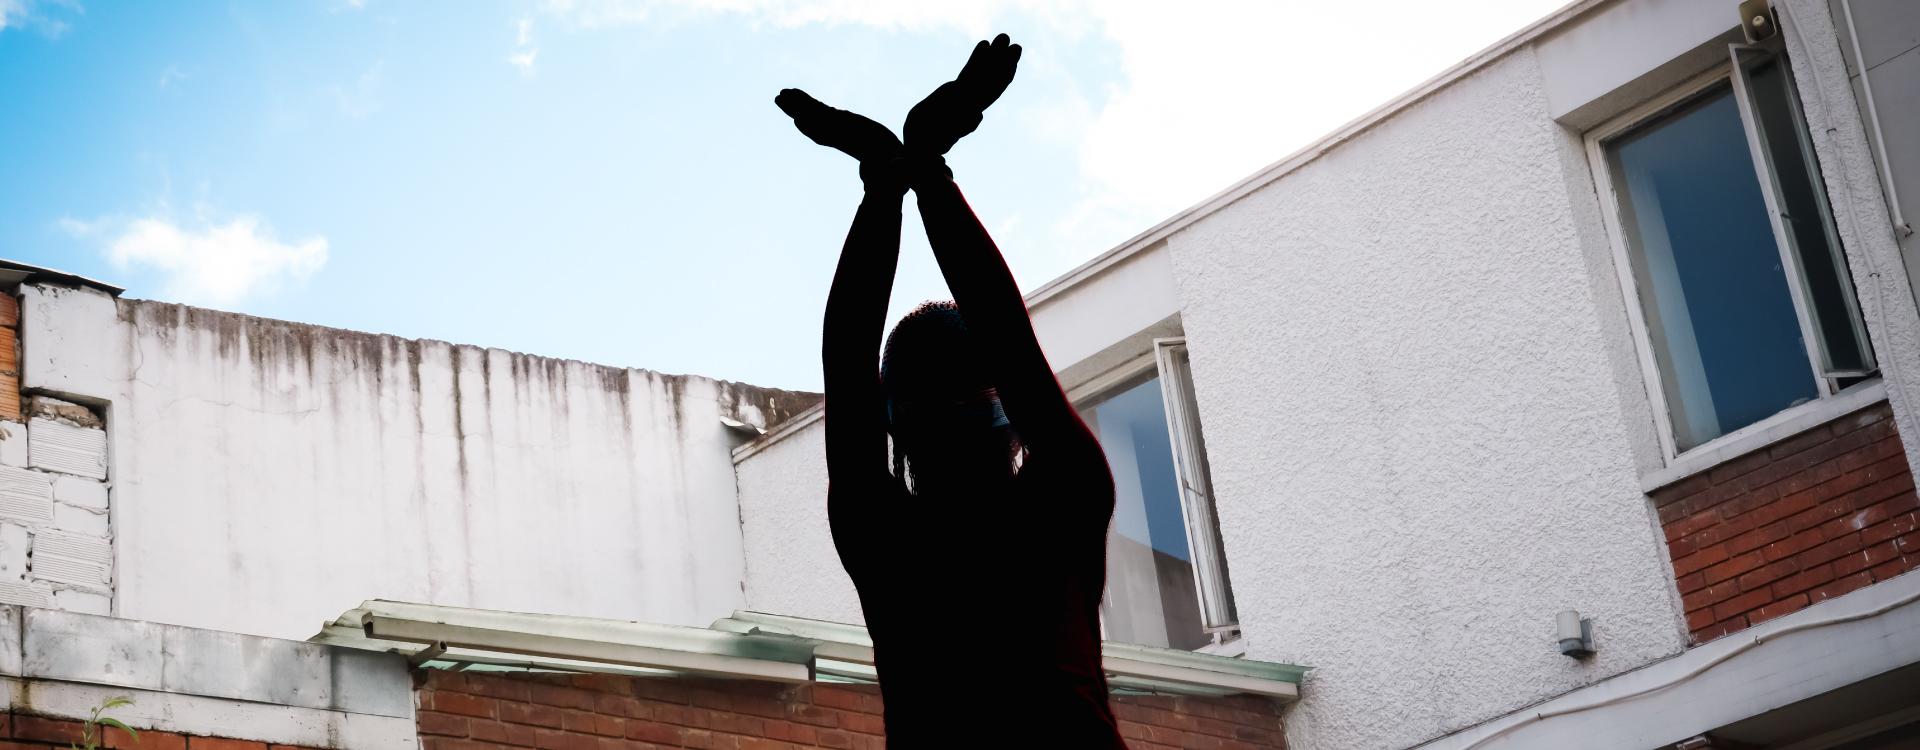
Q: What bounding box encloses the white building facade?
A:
[5,0,1919,748]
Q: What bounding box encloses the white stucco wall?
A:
[733,419,862,624]
[1164,49,1687,750]
[20,285,816,640]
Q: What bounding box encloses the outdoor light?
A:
[1739,0,1777,43]
[1556,610,1595,659]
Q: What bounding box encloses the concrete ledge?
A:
[0,609,412,728]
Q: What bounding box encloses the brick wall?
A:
[1654,401,1919,643]
[416,670,1286,750]
[0,293,19,422]
[0,712,321,750]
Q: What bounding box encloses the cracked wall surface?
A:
[18,283,817,640]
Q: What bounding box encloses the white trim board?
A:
[1414,569,1920,750]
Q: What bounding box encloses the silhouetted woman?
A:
[776,34,1127,748]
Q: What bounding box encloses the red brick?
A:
[531,685,597,711]
[469,719,538,747]
[1863,513,1919,547]
[501,701,565,729]
[13,716,86,744]
[1681,580,1741,614]
[596,694,645,720]
[466,675,534,702]
[1747,488,1822,529]
[1812,571,1875,602]
[1805,532,1867,566]
[1871,557,1913,581]
[430,691,499,720]
[1770,562,1834,598]
[1835,541,1902,577]
[630,680,690,704]
[1668,508,1723,543]
[761,720,816,744]
[422,739,501,750]
[1838,434,1906,473]
[1769,425,1834,460]
[419,710,470,737]
[813,729,855,749]
[1704,550,1767,585]
[1773,462,1845,503]
[811,689,873,714]
[107,729,187,750]
[1860,454,1912,484]
[569,674,632,695]
[1903,533,1920,555]
[1692,616,1749,643]
[591,714,626,738]
[1762,527,1826,562]
[627,721,687,745]
[1712,588,1774,621]
[1726,523,1790,555]
[649,703,710,729]
[561,709,598,733]
[836,712,885,736]
[1789,497,1855,533]
[534,728,599,750]
[784,704,837,728]
[1672,545,1730,577]
[1736,558,1800,591]
[1750,593,1810,624]
[1831,404,1893,436]
[1674,571,1707,595]
[191,739,270,750]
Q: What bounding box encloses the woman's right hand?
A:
[774,88,902,165]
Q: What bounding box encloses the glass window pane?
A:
[1079,375,1210,651]
[1745,56,1874,374]
[1607,85,1819,452]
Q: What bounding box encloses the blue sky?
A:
[0,0,1567,390]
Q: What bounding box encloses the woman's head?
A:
[880,301,1017,486]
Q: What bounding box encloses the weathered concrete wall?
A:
[0,606,415,749]
[20,284,816,640]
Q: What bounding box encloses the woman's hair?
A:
[879,300,1017,486]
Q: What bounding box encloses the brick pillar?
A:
[0,292,20,422]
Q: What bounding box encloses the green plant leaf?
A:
[96,717,135,737]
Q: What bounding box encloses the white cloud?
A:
[158,64,186,89]
[509,17,538,72]
[1,0,79,36]
[535,0,1568,266]
[0,0,23,32]
[97,216,328,307]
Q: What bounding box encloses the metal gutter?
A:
[317,600,1305,700]
[0,259,124,296]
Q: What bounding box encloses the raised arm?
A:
[821,173,905,489]
[901,36,1097,456]
[774,89,908,566]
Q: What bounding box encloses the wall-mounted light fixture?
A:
[1557,610,1595,659]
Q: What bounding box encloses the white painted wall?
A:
[19,284,816,640]
[1164,48,1686,750]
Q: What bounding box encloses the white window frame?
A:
[1586,47,1880,484]
[1072,340,1241,650]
